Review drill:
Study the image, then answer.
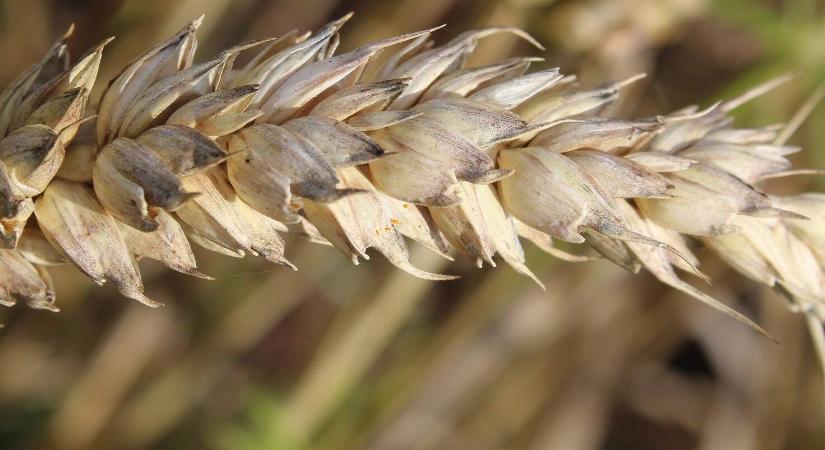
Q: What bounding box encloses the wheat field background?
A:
[1,0,825,449]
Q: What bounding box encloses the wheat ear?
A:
[1,16,824,346]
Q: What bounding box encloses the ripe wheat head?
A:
[1,14,824,347]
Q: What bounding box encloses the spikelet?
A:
[3,14,825,349]
[0,27,108,311]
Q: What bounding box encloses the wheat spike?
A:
[0,15,824,343]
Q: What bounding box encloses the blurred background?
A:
[1,0,825,449]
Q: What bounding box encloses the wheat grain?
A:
[0,14,822,345]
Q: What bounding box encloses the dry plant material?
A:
[1,14,824,345]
